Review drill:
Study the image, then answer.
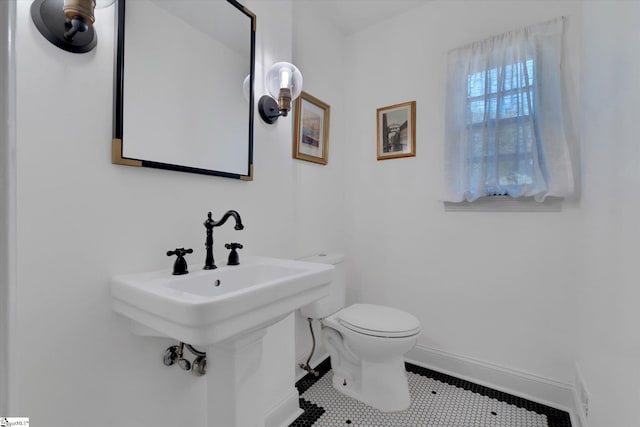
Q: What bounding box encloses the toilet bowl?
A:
[299,254,421,412]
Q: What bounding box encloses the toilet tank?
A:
[299,253,346,319]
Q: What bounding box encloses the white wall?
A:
[291,2,347,374]
[12,0,640,425]
[577,2,640,426]
[342,0,583,388]
[0,0,16,415]
[331,1,640,423]
[10,0,344,425]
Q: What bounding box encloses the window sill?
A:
[443,196,563,212]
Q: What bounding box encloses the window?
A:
[467,59,535,193]
[444,18,574,203]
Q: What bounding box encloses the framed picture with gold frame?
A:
[376,101,416,160]
[293,91,330,165]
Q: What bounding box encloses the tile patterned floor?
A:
[290,358,572,427]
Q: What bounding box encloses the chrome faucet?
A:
[203,210,244,270]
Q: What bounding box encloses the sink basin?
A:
[110,256,334,346]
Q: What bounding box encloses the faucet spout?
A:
[203,210,244,270]
[213,210,244,230]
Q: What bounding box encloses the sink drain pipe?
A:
[163,342,207,376]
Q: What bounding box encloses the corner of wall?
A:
[0,0,17,415]
[571,362,589,427]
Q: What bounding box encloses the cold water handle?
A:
[225,243,243,266]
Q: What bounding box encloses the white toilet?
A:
[300,253,421,412]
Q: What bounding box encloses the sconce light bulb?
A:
[265,62,303,101]
[95,0,116,8]
[242,74,251,102]
[279,68,291,89]
[259,62,303,124]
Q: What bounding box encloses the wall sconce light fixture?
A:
[31,0,115,54]
[258,62,303,125]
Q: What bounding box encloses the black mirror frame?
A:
[112,0,256,181]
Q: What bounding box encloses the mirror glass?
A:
[113,0,255,179]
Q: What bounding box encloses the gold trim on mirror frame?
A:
[243,6,256,32]
[112,138,142,167]
[240,164,254,181]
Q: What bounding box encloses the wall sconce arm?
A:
[31,0,114,53]
[258,95,288,125]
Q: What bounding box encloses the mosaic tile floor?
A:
[290,358,572,427]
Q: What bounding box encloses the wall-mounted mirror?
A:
[113,0,256,180]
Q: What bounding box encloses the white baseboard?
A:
[264,387,303,427]
[406,344,577,417]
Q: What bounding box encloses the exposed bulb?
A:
[242,74,251,102]
[265,62,303,101]
[95,0,116,8]
[279,68,291,89]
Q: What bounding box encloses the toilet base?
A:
[330,356,411,412]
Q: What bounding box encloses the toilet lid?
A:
[338,304,420,338]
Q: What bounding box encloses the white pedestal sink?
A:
[110,256,334,427]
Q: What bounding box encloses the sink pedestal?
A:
[206,329,268,427]
[110,256,334,426]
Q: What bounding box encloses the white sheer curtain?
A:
[444,18,573,202]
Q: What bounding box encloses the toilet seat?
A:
[337,304,420,338]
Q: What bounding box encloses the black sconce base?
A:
[258,95,281,124]
[31,0,97,54]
